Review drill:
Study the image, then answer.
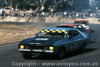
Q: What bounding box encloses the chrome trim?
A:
[19,49,54,53]
[19,49,31,51]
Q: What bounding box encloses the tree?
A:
[72,0,90,12]
[97,2,100,9]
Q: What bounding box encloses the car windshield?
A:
[57,26,73,28]
[74,25,85,31]
[74,21,88,25]
[37,30,67,37]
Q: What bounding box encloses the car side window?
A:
[68,30,79,38]
[73,30,79,37]
[68,30,73,38]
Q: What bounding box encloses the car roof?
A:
[42,28,76,31]
[57,24,80,27]
[74,19,88,22]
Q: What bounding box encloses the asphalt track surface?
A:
[0,24,100,67]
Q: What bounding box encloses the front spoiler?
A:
[19,49,54,53]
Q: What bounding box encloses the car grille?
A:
[25,46,48,50]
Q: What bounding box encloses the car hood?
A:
[19,37,64,46]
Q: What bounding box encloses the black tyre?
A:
[22,53,32,59]
[57,48,65,59]
[80,43,87,52]
[81,46,86,52]
[89,33,92,43]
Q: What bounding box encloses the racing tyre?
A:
[81,46,86,52]
[89,33,92,43]
[22,53,32,59]
[80,43,87,52]
[57,48,65,59]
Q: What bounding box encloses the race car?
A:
[74,19,90,30]
[57,24,91,36]
[18,28,90,59]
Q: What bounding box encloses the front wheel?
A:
[57,48,65,59]
[22,53,32,59]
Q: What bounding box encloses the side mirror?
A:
[64,35,70,39]
[36,34,38,37]
[66,35,70,39]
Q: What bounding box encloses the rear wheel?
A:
[22,53,32,59]
[80,43,87,52]
[89,33,92,43]
[57,48,65,59]
[81,46,86,52]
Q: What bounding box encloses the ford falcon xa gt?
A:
[18,28,90,59]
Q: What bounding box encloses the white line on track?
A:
[0,43,18,48]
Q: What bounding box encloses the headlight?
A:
[49,46,54,50]
[20,45,24,49]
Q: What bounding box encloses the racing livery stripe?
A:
[41,29,67,34]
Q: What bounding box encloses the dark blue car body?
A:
[18,28,90,59]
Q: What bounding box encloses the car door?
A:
[68,30,82,51]
[67,30,75,51]
[72,30,82,49]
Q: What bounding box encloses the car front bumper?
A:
[19,49,54,53]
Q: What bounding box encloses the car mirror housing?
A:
[36,34,38,37]
[67,35,70,39]
[65,35,70,39]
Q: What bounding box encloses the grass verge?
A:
[0,24,43,45]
